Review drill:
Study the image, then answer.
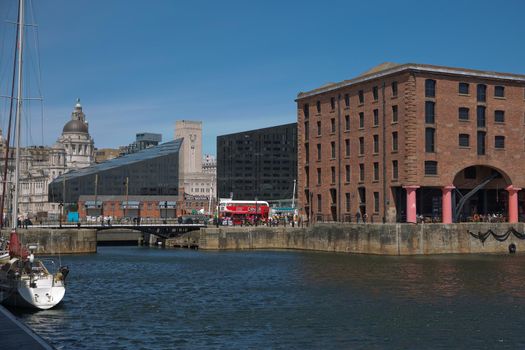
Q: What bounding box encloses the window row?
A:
[313,191,380,213]
[426,79,514,101]
[458,134,505,149]
[312,160,400,185]
[302,81,399,117]
[303,105,399,139]
[425,103,506,126]
[306,132,399,161]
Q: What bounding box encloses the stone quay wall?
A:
[193,223,525,255]
[1,228,97,255]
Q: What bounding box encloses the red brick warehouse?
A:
[296,63,525,224]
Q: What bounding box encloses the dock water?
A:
[0,305,54,349]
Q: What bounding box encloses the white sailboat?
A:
[0,0,68,310]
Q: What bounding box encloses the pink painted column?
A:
[506,185,521,223]
[442,185,455,224]
[403,185,420,223]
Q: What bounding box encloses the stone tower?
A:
[174,120,202,174]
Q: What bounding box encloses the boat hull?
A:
[1,284,65,310]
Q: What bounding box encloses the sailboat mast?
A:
[0,4,21,228]
[12,0,25,230]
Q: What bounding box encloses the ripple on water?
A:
[10,247,525,349]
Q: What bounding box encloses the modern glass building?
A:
[217,123,297,201]
[49,139,182,204]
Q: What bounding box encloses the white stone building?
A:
[13,99,95,219]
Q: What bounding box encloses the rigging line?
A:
[28,0,44,146]
[0,1,15,90]
[0,0,20,228]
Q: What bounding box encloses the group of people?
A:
[468,213,506,223]
[355,211,369,223]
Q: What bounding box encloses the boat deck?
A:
[0,305,54,349]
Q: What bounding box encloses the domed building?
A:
[57,99,95,169]
[10,99,96,220]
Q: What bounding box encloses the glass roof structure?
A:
[49,139,182,203]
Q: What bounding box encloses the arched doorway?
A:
[452,165,510,222]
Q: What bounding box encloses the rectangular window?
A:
[305,166,309,186]
[344,93,350,107]
[392,132,398,151]
[317,143,321,160]
[359,164,365,182]
[425,101,435,123]
[495,110,505,123]
[331,166,336,183]
[373,109,379,126]
[305,143,309,161]
[373,192,379,213]
[425,128,435,152]
[494,86,505,98]
[303,103,310,118]
[373,134,379,153]
[359,112,364,128]
[317,121,322,136]
[345,193,351,212]
[425,79,436,97]
[316,100,321,113]
[477,106,486,128]
[477,84,486,102]
[392,105,398,122]
[358,90,364,104]
[330,97,336,110]
[495,136,505,149]
[373,162,379,181]
[359,137,364,155]
[424,161,438,175]
[391,81,398,97]
[392,160,398,180]
[459,134,470,147]
[317,194,322,212]
[331,142,336,158]
[459,107,469,121]
[477,131,486,155]
[317,168,321,185]
[331,118,336,133]
[459,82,469,95]
[345,139,350,156]
[345,115,350,131]
[304,121,309,140]
[345,165,350,182]
[373,86,378,101]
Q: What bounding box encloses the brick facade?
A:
[297,63,525,223]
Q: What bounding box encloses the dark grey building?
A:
[217,123,297,201]
[49,139,182,203]
[121,132,162,155]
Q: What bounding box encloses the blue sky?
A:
[0,0,524,155]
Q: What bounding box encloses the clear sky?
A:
[0,0,524,155]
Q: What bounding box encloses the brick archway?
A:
[452,165,513,222]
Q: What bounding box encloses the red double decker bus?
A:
[219,199,270,225]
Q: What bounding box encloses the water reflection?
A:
[10,248,525,349]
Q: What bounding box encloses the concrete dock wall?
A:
[1,228,97,254]
[194,223,525,255]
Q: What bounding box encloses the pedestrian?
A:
[355,211,361,223]
[363,213,368,223]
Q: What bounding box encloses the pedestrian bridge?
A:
[30,223,206,240]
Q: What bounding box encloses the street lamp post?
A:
[164,201,168,224]
[58,202,63,228]
[255,196,258,226]
[123,177,129,220]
